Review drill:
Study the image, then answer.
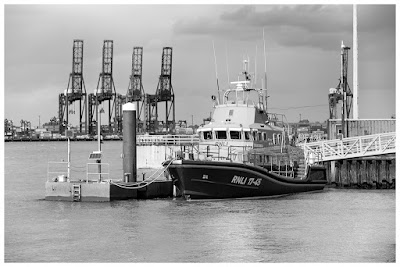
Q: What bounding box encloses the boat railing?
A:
[86,163,110,183]
[195,143,253,162]
[137,134,199,146]
[227,145,253,162]
[179,143,296,178]
[198,144,224,159]
[247,152,295,178]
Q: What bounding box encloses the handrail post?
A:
[378,134,382,152]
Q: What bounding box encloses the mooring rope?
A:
[109,159,175,190]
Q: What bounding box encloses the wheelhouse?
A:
[197,125,286,147]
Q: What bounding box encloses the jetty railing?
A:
[86,163,110,182]
[302,132,396,162]
[137,134,199,146]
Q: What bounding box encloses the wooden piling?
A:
[361,160,367,185]
[325,154,395,189]
[389,159,395,183]
[355,160,361,186]
[348,160,354,185]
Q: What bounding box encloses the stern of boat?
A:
[305,165,327,184]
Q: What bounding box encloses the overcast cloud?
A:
[3,4,396,128]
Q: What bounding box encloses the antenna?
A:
[212,40,220,102]
[263,28,268,112]
[225,44,230,88]
[255,45,257,88]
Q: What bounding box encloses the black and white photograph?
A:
[2,1,396,263]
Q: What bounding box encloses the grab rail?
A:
[86,163,110,183]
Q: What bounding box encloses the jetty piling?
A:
[324,156,395,189]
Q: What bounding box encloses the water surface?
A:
[4,141,396,262]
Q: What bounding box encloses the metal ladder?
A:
[72,184,81,202]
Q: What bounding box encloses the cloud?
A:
[358,4,395,33]
[172,4,394,52]
[4,4,396,124]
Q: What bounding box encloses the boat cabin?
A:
[198,124,285,147]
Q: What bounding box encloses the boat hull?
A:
[165,160,327,200]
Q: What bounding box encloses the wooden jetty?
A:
[303,131,396,189]
[324,155,395,189]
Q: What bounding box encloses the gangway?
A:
[303,132,396,162]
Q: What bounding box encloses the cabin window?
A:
[252,131,257,141]
[203,131,213,140]
[230,131,241,140]
[277,134,281,144]
[258,132,262,141]
[262,132,267,141]
[273,133,276,145]
[215,130,227,139]
[244,131,251,140]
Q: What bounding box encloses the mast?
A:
[263,28,268,113]
[212,40,220,104]
[255,45,257,88]
[225,44,230,88]
[353,4,359,119]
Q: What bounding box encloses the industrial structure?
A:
[126,47,145,132]
[88,40,117,135]
[59,39,87,134]
[328,41,353,138]
[4,119,14,136]
[145,47,175,133]
[55,41,177,136]
[114,94,125,135]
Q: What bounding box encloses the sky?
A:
[3,2,397,128]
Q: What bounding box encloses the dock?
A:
[45,180,173,202]
[303,132,396,189]
[45,102,177,202]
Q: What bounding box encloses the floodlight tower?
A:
[59,39,87,134]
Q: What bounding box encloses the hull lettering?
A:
[231,175,261,186]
